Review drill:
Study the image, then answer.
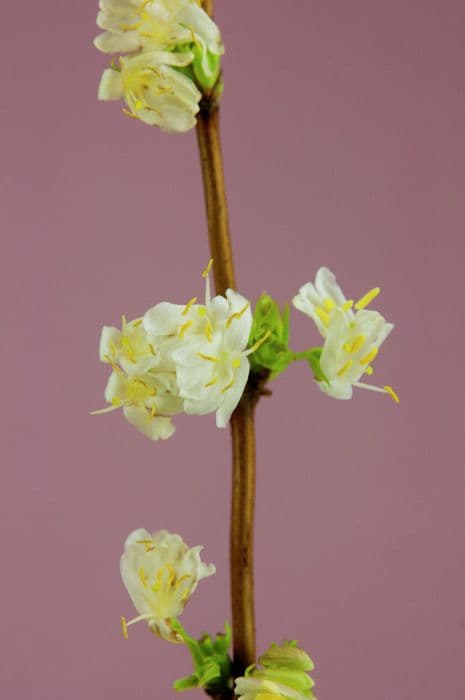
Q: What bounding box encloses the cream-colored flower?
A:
[143,261,262,427]
[235,676,309,700]
[98,51,201,131]
[95,0,223,57]
[293,267,398,402]
[120,528,216,642]
[93,315,183,439]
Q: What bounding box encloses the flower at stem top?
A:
[293,267,398,402]
[120,528,215,642]
[94,0,223,58]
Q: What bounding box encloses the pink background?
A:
[2,1,464,698]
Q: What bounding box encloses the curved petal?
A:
[123,406,175,440]
[216,357,249,428]
[98,68,123,101]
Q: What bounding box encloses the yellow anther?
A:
[182,588,190,601]
[182,297,197,316]
[337,359,353,377]
[119,21,142,31]
[122,108,141,120]
[198,352,218,362]
[198,307,206,317]
[222,378,235,393]
[315,307,330,326]
[202,258,214,278]
[111,398,121,407]
[132,318,143,327]
[150,404,156,418]
[364,366,374,375]
[179,320,193,338]
[204,376,218,388]
[355,287,380,310]
[134,99,144,111]
[175,574,191,589]
[138,567,148,588]
[121,616,129,640]
[323,298,335,311]
[226,302,251,328]
[205,319,213,342]
[247,330,271,355]
[343,335,366,354]
[232,358,241,368]
[359,347,378,365]
[342,299,354,311]
[166,563,176,587]
[148,343,157,356]
[103,355,124,374]
[152,568,163,592]
[383,385,400,404]
[109,341,117,358]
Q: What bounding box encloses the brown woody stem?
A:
[196,0,259,681]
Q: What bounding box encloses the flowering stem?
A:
[197,1,258,681]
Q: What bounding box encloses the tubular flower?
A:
[293,267,398,402]
[98,51,201,131]
[93,314,183,440]
[94,0,224,57]
[120,528,216,642]
[235,641,315,700]
[143,261,263,428]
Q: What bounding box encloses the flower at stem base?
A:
[120,528,215,642]
[293,267,398,402]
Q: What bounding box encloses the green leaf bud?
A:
[249,293,293,379]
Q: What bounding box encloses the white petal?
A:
[224,289,253,351]
[143,302,185,336]
[98,68,123,101]
[315,266,346,305]
[216,358,249,428]
[94,30,141,53]
[123,406,175,440]
[99,326,120,361]
[318,379,353,400]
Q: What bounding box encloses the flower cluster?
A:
[92,261,260,439]
[94,0,224,131]
[293,267,398,402]
[120,528,215,641]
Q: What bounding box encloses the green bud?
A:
[252,668,314,695]
[249,293,293,379]
[259,641,314,672]
[192,42,222,91]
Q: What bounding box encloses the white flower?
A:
[95,0,223,57]
[143,260,261,427]
[93,315,183,440]
[235,677,308,700]
[293,267,398,402]
[98,51,201,132]
[120,528,215,642]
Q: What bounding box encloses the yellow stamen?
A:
[383,385,400,404]
[205,319,213,342]
[148,343,157,356]
[337,359,353,377]
[343,335,366,354]
[111,398,121,407]
[204,376,218,388]
[198,352,218,362]
[315,307,330,326]
[122,108,140,121]
[364,366,374,375]
[355,287,380,310]
[359,347,378,365]
[323,298,335,311]
[138,567,148,588]
[232,358,241,368]
[132,318,143,327]
[175,575,191,589]
[152,569,163,592]
[226,302,251,328]
[342,299,354,311]
[247,330,271,355]
[179,320,193,338]
[150,404,156,418]
[166,563,176,587]
[202,258,214,278]
[182,297,197,316]
[109,341,117,358]
[119,21,142,30]
[182,588,190,601]
[121,616,128,640]
[222,378,235,393]
[198,307,206,317]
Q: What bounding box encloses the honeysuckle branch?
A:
[198,0,264,682]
